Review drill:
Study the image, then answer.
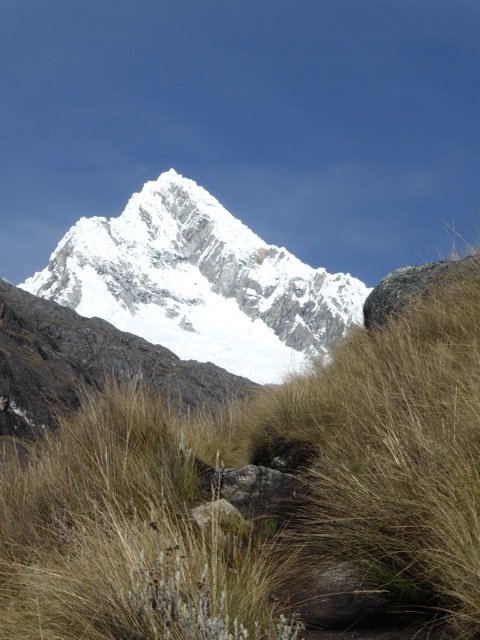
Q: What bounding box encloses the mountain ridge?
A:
[21,170,371,383]
[0,278,257,438]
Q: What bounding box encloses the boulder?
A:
[284,562,452,639]
[363,255,480,330]
[219,464,309,522]
[302,625,453,639]
[251,435,317,471]
[286,561,393,630]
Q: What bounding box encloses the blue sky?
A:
[2,1,480,288]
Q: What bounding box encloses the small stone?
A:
[190,498,248,531]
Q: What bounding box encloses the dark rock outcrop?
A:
[302,624,453,639]
[0,280,257,439]
[218,464,308,522]
[286,561,394,630]
[363,256,480,330]
[283,561,451,639]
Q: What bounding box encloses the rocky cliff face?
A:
[0,280,257,439]
[20,170,370,383]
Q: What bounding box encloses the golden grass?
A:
[0,381,301,638]
[181,396,255,469]
[3,257,480,636]
[0,508,296,639]
[246,258,480,636]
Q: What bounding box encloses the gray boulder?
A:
[219,464,309,522]
[302,625,453,639]
[363,256,480,330]
[285,562,453,639]
[191,498,246,530]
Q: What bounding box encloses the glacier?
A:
[20,169,371,384]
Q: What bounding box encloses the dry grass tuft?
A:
[1,508,300,639]
[247,258,480,636]
[0,381,302,638]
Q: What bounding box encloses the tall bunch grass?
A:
[248,259,480,636]
[181,396,255,469]
[0,507,301,639]
[0,381,301,638]
[0,380,200,565]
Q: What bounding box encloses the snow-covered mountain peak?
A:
[21,170,371,383]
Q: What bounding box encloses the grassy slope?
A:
[248,259,480,637]
[1,260,480,637]
[0,381,300,639]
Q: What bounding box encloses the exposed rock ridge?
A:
[0,280,257,438]
[158,178,361,352]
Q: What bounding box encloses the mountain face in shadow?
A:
[0,280,257,439]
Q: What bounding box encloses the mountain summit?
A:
[20,170,370,383]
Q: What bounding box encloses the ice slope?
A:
[20,170,371,384]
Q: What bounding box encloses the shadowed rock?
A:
[284,561,453,639]
[219,464,309,522]
[251,434,317,471]
[0,280,257,438]
[302,624,453,639]
[287,562,393,630]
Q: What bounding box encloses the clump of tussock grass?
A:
[0,380,202,565]
[247,258,480,636]
[0,380,303,638]
[1,507,303,639]
[182,395,257,469]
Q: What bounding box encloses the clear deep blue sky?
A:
[2,1,480,288]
